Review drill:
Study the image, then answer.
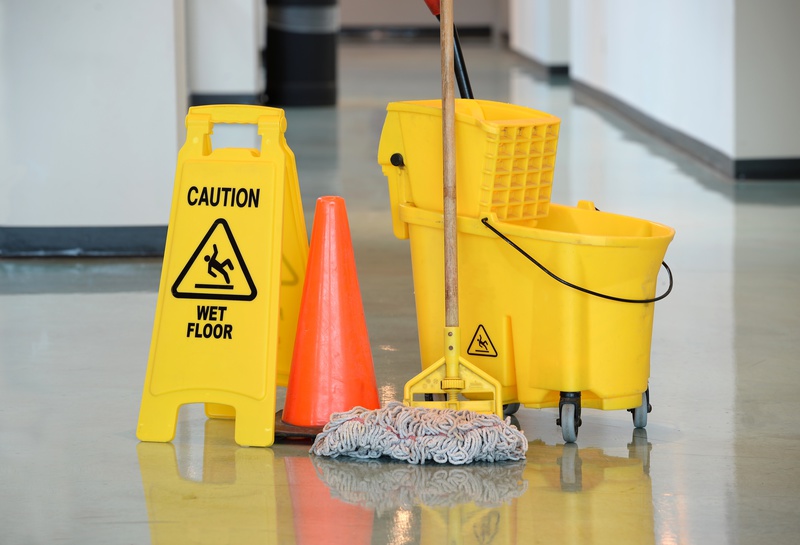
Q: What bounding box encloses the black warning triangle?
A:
[171,218,257,301]
[467,324,498,357]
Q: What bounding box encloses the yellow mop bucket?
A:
[395,201,674,441]
[379,97,675,441]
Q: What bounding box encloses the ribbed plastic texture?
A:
[481,121,559,221]
[378,99,561,223]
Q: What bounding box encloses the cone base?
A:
[274,410,325,439]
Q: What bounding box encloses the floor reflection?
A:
[284,456,374,545]
[312,455,525,544]
[520,436,654,544]
[137,416,655,545]
[137,420,280,545]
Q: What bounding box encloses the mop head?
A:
[310,401,528,465]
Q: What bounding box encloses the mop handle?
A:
[441,0,458,328]
[423,0,474,99]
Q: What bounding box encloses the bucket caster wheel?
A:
[503,403,520,417]
[560,404,579,443]
[628,388,651,429]
[557,393,582,443]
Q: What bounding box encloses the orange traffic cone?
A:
[276,196,380,438]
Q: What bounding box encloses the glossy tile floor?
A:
[3,39,800,544]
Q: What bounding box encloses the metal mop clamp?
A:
[403,0,503,418]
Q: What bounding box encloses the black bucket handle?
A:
[481,217,673,304]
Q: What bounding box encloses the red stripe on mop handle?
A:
[423,0,441,16]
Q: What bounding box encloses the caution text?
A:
[187,186,260,208]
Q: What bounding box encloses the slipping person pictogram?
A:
[172,218,257,301]
[467,324,498,357]
[204,244,234,285]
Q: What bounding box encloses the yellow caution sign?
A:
[137,105,308,447]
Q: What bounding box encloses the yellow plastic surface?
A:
[403,327,503,417]
[398,202,674,411]
[378,98,560,239]
[204,109,309,420]
[137,105,308,447]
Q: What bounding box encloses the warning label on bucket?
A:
[467,325,498,357]
[171,218,257,301]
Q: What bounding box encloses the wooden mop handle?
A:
[441,0,458,328]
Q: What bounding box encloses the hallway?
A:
[2,39,799,544]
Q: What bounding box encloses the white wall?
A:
[186,0,262,97]
[0,0,187,227]
[558,0,800,162]
[509,0,569,66]
[735,0,800,159]
[569,0,736,158]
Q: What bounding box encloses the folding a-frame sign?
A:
[137,105,308,447]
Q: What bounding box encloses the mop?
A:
[311,0,527,465]
[310,402,526,464]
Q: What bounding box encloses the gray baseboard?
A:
[0,226,167,257]
[571,80,800,180]
[189,94,262,107]
[733,158,800,180]
[509,50,569,81]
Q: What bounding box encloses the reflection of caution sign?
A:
[467,324,498,357]
[171,218,256,301]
